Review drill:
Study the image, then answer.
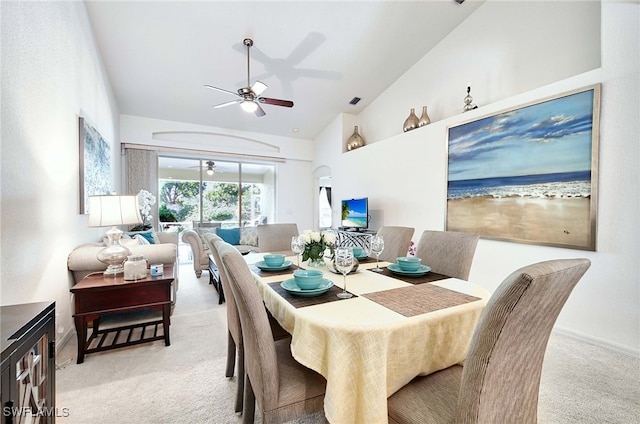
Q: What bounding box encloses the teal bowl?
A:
[293,269,324,290]
[351,246,364,257]
[263,254,285,267]
[396,256,422,272]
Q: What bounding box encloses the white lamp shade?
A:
[240,99,258,113]
[88,195,142,227]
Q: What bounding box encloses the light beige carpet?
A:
[55,262,639,423]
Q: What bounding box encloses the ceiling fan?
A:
[205,38,294,117]
[189,160,222,175]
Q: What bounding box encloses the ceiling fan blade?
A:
[213,99,241,109]
[259,97,294,108]
[204,84,239,97]
[251,80,268,96]
[255,103,266,117]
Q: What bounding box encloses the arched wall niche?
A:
[313,165,332,230]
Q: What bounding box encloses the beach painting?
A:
[446,84,600,250]
[79,117,111,214]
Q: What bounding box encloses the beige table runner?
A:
[367,267,450,285]
[268,281,356,308]
[363,283,481,317]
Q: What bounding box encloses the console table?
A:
[70,267,174,364]
[1,301,56,423]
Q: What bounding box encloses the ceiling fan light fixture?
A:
[241,99,258,113]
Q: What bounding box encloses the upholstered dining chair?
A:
[414,230,480,281]
[375,226,415,262]
[218,241,327,424]
[387,258,591,424]
[256,223,299,254]
[205,235,290,414]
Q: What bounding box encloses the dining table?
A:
[249,254,489,424]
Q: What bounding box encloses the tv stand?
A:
[339,227,373,233]
[337,229,376,249]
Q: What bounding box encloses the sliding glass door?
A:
[157,156,275,230]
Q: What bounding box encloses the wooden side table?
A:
[70,266,174,364]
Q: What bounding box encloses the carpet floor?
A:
[55,262,639,423]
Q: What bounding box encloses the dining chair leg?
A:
[235,345,245,413]
[225,332,236,378]
[242,373,256,424]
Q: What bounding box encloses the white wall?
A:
[1,1,121,345]
[314,0,640,355]
[119,115,316,231]
[359,0,602,144]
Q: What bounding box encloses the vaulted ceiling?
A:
[85,0,483,140]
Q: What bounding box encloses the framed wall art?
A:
[79,117,112,214]
[446,84,601,251]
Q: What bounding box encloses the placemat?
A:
[367,267,450,285]
[363,284,481,317]
[356,256,377,264]
[250,264,299,277]
[268,282,357,308]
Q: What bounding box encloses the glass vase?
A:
[307,256,325,267]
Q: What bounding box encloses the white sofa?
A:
[67,231,179,313]
[181,227,258,277]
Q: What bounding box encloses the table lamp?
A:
[88,194,142,276]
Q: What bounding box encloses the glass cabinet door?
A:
[14,333,49,424]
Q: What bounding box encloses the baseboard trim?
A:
[55,328,75,358]
[553,326,640,359]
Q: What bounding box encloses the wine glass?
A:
[334,247,354,299]
[370,235,385,272]
[291,236,304,268]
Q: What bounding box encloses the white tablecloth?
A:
[253,256,488,424]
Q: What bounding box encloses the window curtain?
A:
[126,148,158,230]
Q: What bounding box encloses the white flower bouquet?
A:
[299,230,337,263]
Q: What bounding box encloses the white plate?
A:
[280,278,334,297]
[255,260,293,271]
[387,263,431,276]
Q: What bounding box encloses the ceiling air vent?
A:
[349,97,361,105]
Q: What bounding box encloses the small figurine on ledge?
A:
[463,86,478,112]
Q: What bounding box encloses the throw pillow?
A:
[239,226,259,247]
[217,227,241,245]
[126,230,158,244]
[134,234,151,245]
[102,237,141,247]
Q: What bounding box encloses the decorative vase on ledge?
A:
[418,106,431,127]
[463,86,478,112]
[403,108,419,132]
[346,126,365,151]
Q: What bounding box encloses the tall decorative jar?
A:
[418,106,431,127]
[403,108,419,132]
[346,126,365,151]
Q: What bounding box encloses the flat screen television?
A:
[341,197,369,230]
